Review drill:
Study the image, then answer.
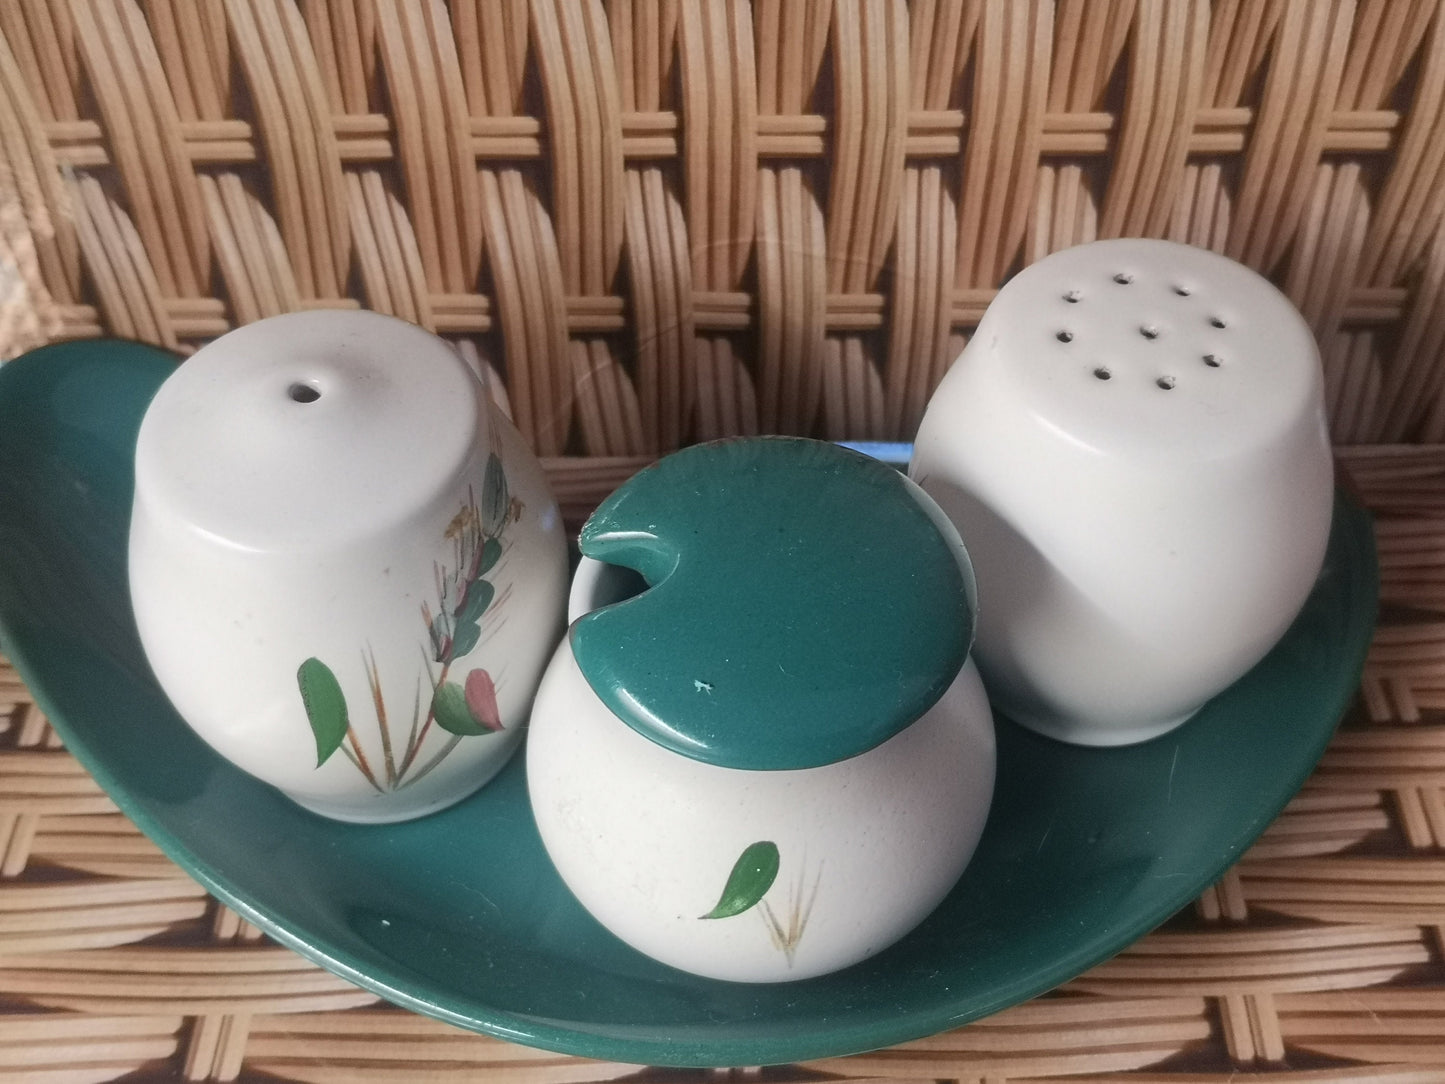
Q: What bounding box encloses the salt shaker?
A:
[910,239,1333,746]
[129,311,569,822]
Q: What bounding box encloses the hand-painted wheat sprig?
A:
[296,451,516,794]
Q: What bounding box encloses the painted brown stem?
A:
[364,646,397,787]
[397,517,488,780]
[342,727,384,793]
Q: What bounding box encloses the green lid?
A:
[570,437,974,770]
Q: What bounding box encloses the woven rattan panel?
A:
[4,0,1445,1080]
[7,0,1445,446]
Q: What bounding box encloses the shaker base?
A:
[1005,705,1201,748]
[285,773,496,824]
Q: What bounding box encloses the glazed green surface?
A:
[573,437,972,769]
[0,340,1378,1068]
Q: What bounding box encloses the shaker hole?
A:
[288,382,321,404]
[1063,290,1081,303]
[1140,326,1159,340]
[1157,376,1177,390]
[1209,316,1227,328]
[1203,353,1222,367]
[1057,330,1074,343]
[1173,285,1192,296]
[1113,272,1133,285]
[1093,367,1112,380]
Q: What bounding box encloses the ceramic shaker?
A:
[911,238,1333,746]
[129,310,568,822]
[527,438,996,982]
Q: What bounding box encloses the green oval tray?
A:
[0,339,1378,1068]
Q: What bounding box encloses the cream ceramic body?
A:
[911,238,1333,746]
[527,549,996,984]
[129,311,568,822]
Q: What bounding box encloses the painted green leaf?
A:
[451,617,481,658]
[432,680,488,735]
[297,657,349,767]
[700,841,779,920]
[479,537,502,575]
[457,579,495,627]
[482,453,509,534]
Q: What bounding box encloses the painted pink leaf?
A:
[464,668,503,731]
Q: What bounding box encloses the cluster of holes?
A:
[1052,270,1237,390]
[1067,275,1228,326]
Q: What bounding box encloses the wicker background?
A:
[4,0,1445,1079]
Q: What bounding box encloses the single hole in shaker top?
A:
[1140,326,1159,340]
[288,383,321,404]
[1057,330,1074,343]
[1157,376,1177,390]
[1063,290,1081,303]
[1203,354,1222,367]
[1173,285,1192,296]
[1113,272,1133,285]
[1209,316,1227,328]
[1093,367,1112,380]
